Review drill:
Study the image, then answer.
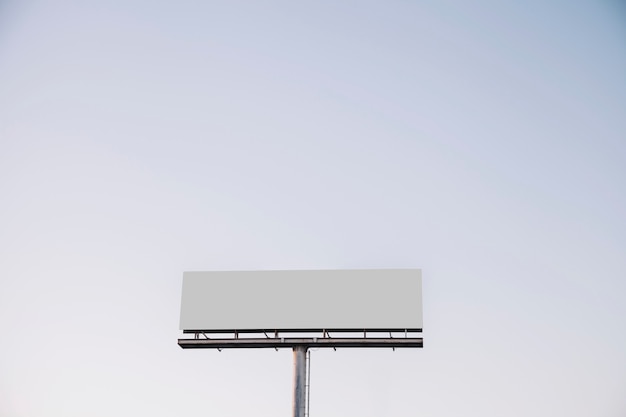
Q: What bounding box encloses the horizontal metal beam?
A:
[178,337,423,349]
[182,328,421,334]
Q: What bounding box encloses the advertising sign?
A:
[179,269,422,331]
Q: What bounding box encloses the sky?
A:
[0,1,625,416]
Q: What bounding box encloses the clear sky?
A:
[1,1,625,416]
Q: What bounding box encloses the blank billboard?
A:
[179,269,422,331]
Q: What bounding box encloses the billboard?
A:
[179,269,422,331]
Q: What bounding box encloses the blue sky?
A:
[1,1,625,416]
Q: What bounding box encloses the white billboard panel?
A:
[179,269,422,331]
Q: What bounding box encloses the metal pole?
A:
[305,349,311,417]
[292,346,307,417]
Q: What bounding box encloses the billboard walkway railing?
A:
[178,328,423,349]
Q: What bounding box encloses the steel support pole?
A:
[292,346,307,417]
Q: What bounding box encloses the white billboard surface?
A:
[179,269,422,331]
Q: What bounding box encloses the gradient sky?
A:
[1,1,625,416]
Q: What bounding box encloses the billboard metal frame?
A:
[178,329,423,349]
[179,337,423,349]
